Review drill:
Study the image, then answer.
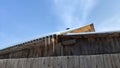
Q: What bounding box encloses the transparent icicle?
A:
[52,35,55,52]
[48,36,51,45]
[45,37,47,47]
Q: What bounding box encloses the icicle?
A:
[51,35,55,52]
[44,37,47,47]
[48,36,51,45]
[44,37,48,56]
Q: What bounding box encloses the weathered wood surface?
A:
[0,32,120,59]
[0,54,120,68]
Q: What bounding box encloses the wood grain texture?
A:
[0,32,120,59]
[0,54,120,68]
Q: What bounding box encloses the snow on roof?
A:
[55,23,94,34]
[66,30,120,36]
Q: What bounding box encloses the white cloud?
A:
[53,0,97,30]
[82,0,96,23]
[95,15,120,31]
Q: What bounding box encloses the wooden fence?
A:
[0,54,120,68]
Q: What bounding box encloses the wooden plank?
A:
[79,56,85,68]
[67,56,75,68]
[103,54,112,68]
[73,56,80,68]
[95,55,104,68]
[0,54,120,68]
[110,54,120,68]
[61,56,67,68]
[90,55,97,68]
[47,57,54,68]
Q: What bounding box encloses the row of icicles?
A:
[44,34,58,53]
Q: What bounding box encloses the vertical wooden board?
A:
[1,60,4,68]
[28,58,33,68]
[73,56,80,68]
[22,59,27,68]
[46,57,52,68]
[90,55,97,68]
[31,58,36,68]
[61,56,67,68]
[79,39,85,55]
[109,37,115,53]
[2,59,6,68]
[44,57,51,68]
[57,56,62,68]
[114,37,120,52]
[79,56,85,68]
[88,38,94,54]
[36,58,40,68]
[52,57,61,68]
[17,59,23,68]
[39,57,44,68]
[5,59,10,68]
[84,39,89,55]
[105,37,110,53]
[118,54,120,66]
[14,59,19,68]
[5,59,12,68]
[10,59,15,68]
[8,59,13,68]
[87,38,92,54]
[47,57,54,68]
[96,38,101,54]
[110,54,120,68]
[85,56,92,68]
[41,58,48,68]
[37,58,43,68]
[103,54,112,68]
[31,58,38,68]
[83,56,89,68]
[87,55,97,68]
[0,60,3,68]
[99,38,104,54]
[25,58,32,68]
[11,59,19,68]
[22,58,28,68]
[115,37,120,52]
[94,38,99,54]
[37,58,41,68]
[55,43,62,56]
[95,55,104,68]
[51,57,56,68]
[113,37,120,52]
[67,56,76,68]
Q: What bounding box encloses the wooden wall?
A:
[0,32,120,59]
[59,33,120,56]
[0,54,120,68]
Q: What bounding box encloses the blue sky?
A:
[0,0,120,49]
